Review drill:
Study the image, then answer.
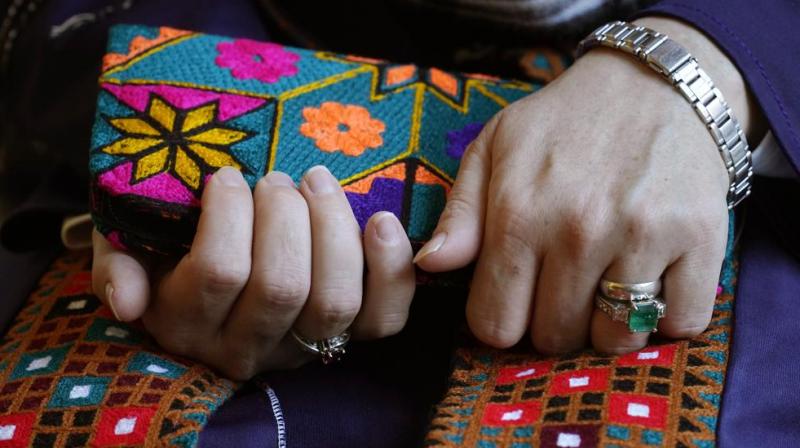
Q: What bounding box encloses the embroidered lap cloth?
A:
[0,247,735,447]
[426,242,735,447]
[89,25,534,255]
[0,251,237,447]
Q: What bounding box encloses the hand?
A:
[92,166,415,379]
[415,18,762,354]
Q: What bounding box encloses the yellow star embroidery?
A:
[102,95,250,190]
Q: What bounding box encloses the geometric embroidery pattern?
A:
[89,25,536,255]
[425,240,737,448]
[0,252,236,447]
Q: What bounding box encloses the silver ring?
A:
[290,330,350,364]
[599,279,662,302]
[595,294,666,333]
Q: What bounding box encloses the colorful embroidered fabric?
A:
[425,236,737,448]
[0,251,236,447]
[89,25,535,255]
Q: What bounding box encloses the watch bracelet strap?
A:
[576,20,752,209]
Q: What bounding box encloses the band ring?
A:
[290,330,350,365]
[599,279,662,302]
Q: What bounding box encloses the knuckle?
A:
[256,268,310,311]
[591,332,648,355]
[359,313,408,339]
[532,332,582,356]
[467,313,521,349]
[662,324,708,339]
[189,257,250,295]
[561,205,608,260]
[623,212,658,248]
[312,293,361,328]
[660,317,710,339]
[594,341,647,356]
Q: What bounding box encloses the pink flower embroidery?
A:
[215,39,300,83]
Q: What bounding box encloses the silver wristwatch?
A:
[576,21,752,209]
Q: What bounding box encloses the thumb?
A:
[92,229,151,321]
[414,114,498,272]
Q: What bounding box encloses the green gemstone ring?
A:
[595,294,666,333]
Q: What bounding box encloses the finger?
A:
[91,229,150,321]
[531,244,610,355]
[221,172,312,358]
[351,212,415,339]
[465,210,537,348]
[146,167,253,350]
[591,253,667,355]
[414,113,501,272]
[659,229,727,338]
[294,166,363,340]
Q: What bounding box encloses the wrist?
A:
[632,17,766,143]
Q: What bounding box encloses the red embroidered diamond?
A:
[36,322,57,335]
[29,378,52,392]
[549,368,611,395]
[0,383,22,396]
[496,361,553,385]
[617,344,678,367]
[608,393,668,429]
[65,361,88,373]
[481,401,542,426]
[62,272,92,295]
[0,413,36,448]
[19,396,43,411]
[92,406,156,447]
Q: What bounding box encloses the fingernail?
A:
[263,171,296,187]
[215,166,244,186]
[413,232,446,264]
[303,166,338,194]
[105,283,122,321]
[374,212,402,242]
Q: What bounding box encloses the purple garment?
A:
[717,179,800,447]
[640,1,800,176]
[199,287,465,448]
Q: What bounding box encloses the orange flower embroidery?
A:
[300,102,385,156]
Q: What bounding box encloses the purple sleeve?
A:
[637,1,800,175]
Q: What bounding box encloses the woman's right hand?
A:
[91,166,416,380]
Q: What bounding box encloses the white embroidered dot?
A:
[69,385,92,399]
[500,410,523,421]
[0,425,15,441]
[627,402,650,418]
[67,299,87,310]
[556,432,581,447]
[514,368,536,378]
[146,364,168,374]
[26,355,52,371]
[637,350,659,360]
[568,376,590,388]
[114,417,137,436]
[104,327,129,338]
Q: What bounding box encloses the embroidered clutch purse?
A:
[89,25,535,255]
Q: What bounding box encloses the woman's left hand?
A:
[415,17,760,354]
